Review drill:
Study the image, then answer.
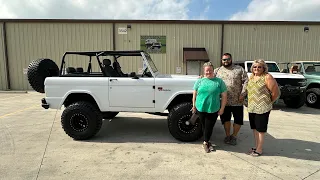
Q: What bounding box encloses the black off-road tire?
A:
[27,58,59,93]
[167,102,203,142]
[61,101,103,140]
[103,112,119,119]
[306,88,320,108]
[283,93,306,109]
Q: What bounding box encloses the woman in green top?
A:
[192,62,227,153]
[246,59,279,156]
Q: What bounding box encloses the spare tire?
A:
[27,58,59,93]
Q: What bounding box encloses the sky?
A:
[0,0,320,21]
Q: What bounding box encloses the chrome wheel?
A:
[307,92,317,104]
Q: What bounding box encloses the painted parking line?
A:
[0,105,39,119]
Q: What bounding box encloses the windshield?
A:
[247,62,280,72]
[303,62,320,73]
[143,52,159,74]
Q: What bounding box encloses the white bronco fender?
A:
[162,90,194,111]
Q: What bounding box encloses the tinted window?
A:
[247,63,280,72]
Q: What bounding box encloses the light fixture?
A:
[304,26,309,32]
[127,24,131,29]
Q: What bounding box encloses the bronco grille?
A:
[275,78,306,87]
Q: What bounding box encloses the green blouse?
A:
[193,77,227,113]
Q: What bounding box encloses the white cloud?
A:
[191,0,211,20]
[0,0,192,20]
[230,0,320,21]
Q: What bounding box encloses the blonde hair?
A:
[250,59,268,78]
[203,61,214,68]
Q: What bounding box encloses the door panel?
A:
[108,77,155,108]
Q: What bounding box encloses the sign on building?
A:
[140,35,166,53]
[118,27,127,34]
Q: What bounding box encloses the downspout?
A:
[112,22,116,61]
[3,22,11,90]
[220,23,224,66]
[220,23,225,66]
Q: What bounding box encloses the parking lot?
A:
[0,91,319,180]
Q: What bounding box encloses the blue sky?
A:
[188,0,252,20]
[0,0,319,21]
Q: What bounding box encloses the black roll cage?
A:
[59,50,145,76]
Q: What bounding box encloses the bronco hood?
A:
[247,72,305,79]
[156,74,200,79]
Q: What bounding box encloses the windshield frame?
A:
[141,52,159,77]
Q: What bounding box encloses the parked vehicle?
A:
[27,50,202,142]
[233,60,307,108]
[279,61,320,108]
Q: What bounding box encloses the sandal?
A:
[208,142,216,152]
[250,150,262,157]
[247,147,256,154]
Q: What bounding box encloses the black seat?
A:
[103,59,119,77]
[113,61,128,77]
[66,67,76,73]
[76,67,84,73]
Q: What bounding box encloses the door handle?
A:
[110,79,118,82]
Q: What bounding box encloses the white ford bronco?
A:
[233,60,307,108]
[27,50,202,142]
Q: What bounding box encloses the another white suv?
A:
[27,50,202,142]
[233,60,307,108]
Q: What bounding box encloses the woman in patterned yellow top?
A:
[246,59,279,156]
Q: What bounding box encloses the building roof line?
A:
[0,19,319,25]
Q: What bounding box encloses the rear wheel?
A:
[167,102,202,142]
[306,88,320,108]
[61,101,103,140]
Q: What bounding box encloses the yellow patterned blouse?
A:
[246,74,273,114]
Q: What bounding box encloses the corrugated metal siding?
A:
[223,24,320,62]
[0,23,7,90]
[115,23,222,74]
[6,22,113,90]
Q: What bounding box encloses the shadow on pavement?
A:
[272,100,320,115]
[84,115,320,162]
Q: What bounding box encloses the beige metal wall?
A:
[5,22,113,90]
[2,21,320,91]
[0,22,8,90]
[115,23,222,74]
[223,24,320,62]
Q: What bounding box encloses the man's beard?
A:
[223,62,232,67]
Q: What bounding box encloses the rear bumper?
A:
[41,98,49,109]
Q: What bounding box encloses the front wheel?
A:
[306,88,320,108]
[167,102,203,142]
[283,93,306,109]
[61,101,103,140]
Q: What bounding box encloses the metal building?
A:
[0,19,319,91]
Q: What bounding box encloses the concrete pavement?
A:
[0,91,319,180]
